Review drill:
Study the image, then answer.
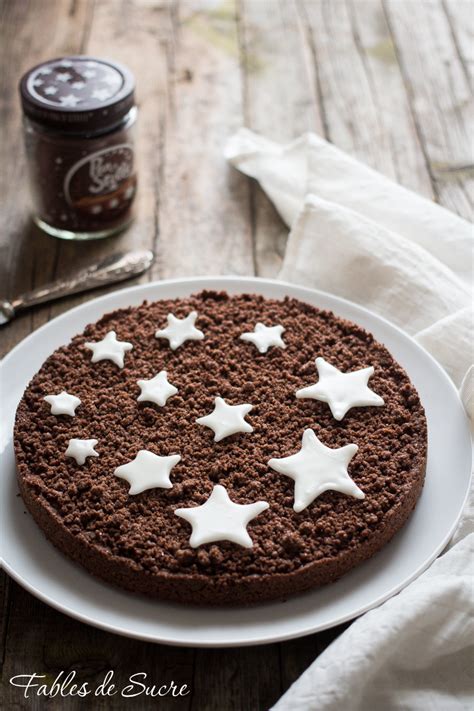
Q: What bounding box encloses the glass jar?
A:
[19,56,138,241]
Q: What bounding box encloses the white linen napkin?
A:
[225,129,473,711]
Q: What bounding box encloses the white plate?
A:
[1,277,471,647]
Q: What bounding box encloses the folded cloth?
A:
[272,536,474,711]
[225,129,474,711]
[225,130,472,286]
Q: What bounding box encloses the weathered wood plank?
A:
[385,0,473,219]
[443,0,474,84]
[239,0,323,141]
[349,0,435,197]
[156,0,254,279]
[192,644,281,711]
[238,0,323,278]
[0,572,11,678]
[279,622,350,695]
[301,0,398,176]
[300,0,437,198]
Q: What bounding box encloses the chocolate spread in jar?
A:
[19,56,138,240]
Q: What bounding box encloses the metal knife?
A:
[0,249,154,326]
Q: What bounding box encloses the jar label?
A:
[64,143,136,218]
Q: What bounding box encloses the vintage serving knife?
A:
[0,249,154,326]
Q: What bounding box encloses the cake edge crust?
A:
[15,447,426,606]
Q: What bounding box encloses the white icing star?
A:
[85,330,133,368]
[240,323,286,354]
[83,69,97,78]
[268,429,364,512]
[137,371,178,407]
[91,87,112,101]
[196,397,253,442]
[175,484,269,548]
[44,85,58,95]
[72,81,85,90]
[33,79,43,87]
[44,391,81,416]
[114,450,181,495]
[65,438,99,465]
[296,357,385,421]
[56,71,72,82]
[155,311,204,350]
[59,94,81,107]
[60,60,74,67]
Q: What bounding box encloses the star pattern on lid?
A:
[114,450,181,495]
[44,391,81,416]
[27,59,123,107]
[103,73,121,87]
[268,429,364,512]
[60,93,81,107]
[155,311,204,350]
[196,397,253,442]
[85,330,133,368]
[240,323,286,354]
[296,357,384,421]
[175,484,269,548]
[137,371,178,407]
[91,87,112,101]
[65,438,99,465]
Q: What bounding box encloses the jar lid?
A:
[19,56,135,134]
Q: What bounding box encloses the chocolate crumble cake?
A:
[14,291,427,605]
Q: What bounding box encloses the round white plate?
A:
[1,277,471,647]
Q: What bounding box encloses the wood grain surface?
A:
[1,1,472,709]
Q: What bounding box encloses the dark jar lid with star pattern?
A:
[19,55,135,136]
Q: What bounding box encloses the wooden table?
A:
[1,1,471,708]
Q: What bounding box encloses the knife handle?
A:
[1,249,154,324]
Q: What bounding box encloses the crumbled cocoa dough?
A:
[14,291,427,604]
